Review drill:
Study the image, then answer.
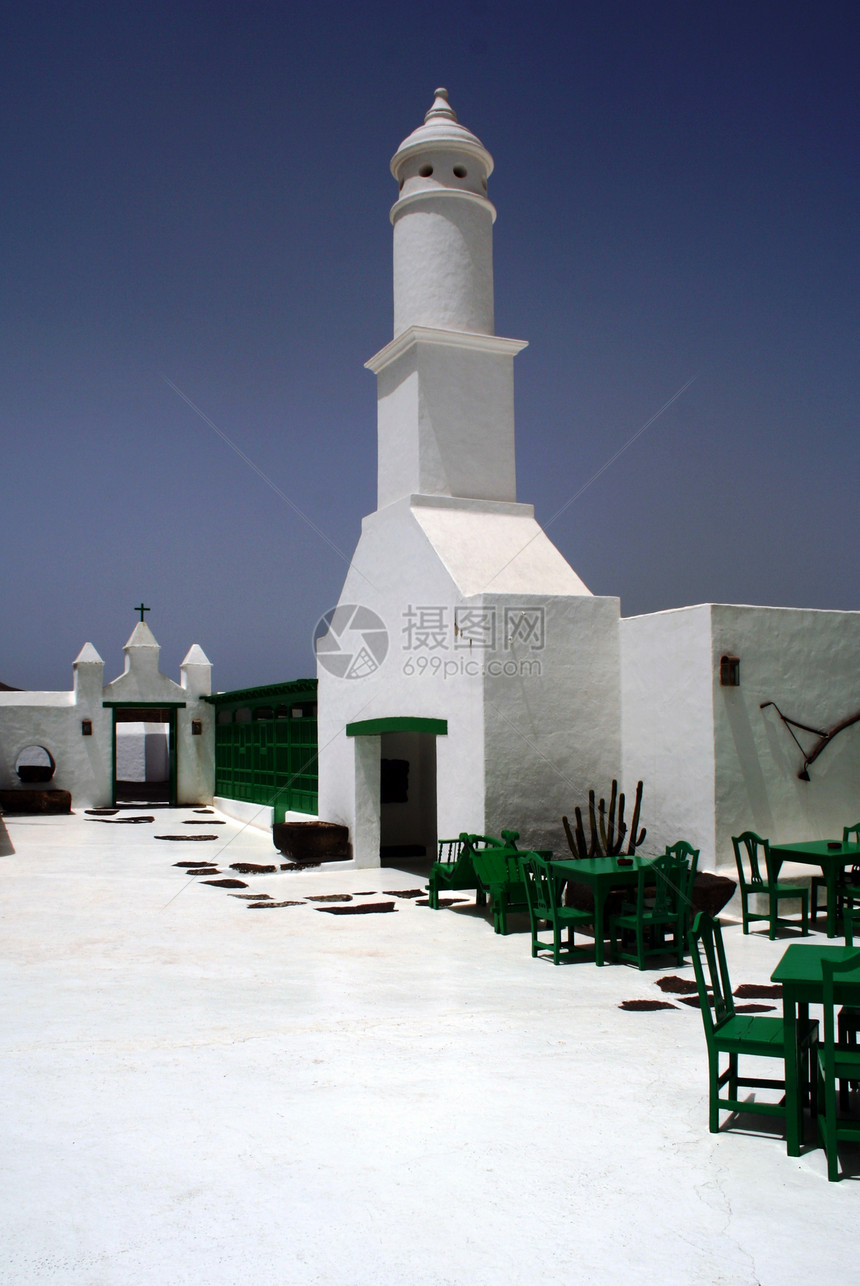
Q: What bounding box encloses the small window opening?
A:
[452,165,467,178]
[381,758,409,804]
[418,164,433,178]
[16,745,56,783]
[720,655,740,687]
[81,719,93,736]
[191,720,203,736]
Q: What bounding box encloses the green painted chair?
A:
[835,824,860,920]
[812,823,860,924]
[663,840,699,921]
[426,833,490,909]
[839,899,860,1110]
[816,953,860,1180]
[608,849,692,969]
[731,831,809,938]
[689,912,819,1135]
[427,831,521,910]
[472,845,528,934]
[519,852,593,964]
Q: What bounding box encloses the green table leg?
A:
[782,990,802,1156]
[594,885,606,966]
[826,871,839,939]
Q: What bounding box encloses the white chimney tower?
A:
[367,88,527,508]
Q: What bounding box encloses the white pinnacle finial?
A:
[425,88,457,122]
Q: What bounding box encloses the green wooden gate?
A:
[206,680,317,823]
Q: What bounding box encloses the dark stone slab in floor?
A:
[280,862,321,871]
[194,808,215,814]
[85,808,119,816]
[230,863,278,874]
[230,893,272,899]
[384,889,424,898]
[316,902,397,915]
[619,1000,678,1011]
[174,861,216,868]
[248,900,304,908]
[201,878,247,888]
[155,834,219,840]
[677,996,775,1013]
[415,897,471,907]
[190,868,220,876]
[308,894,353,903]
[87,815,154,824]
[734,983,783,998]
[656,975,700,995]
[184,819,225,825]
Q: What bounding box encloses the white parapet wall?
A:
[0,626,214,811]
[213,797,276,832]
[621,603,860,875]
[621,605,717,866]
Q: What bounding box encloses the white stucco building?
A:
[4,90,857,873]
[0,622,214,809]
[316,89,860,870]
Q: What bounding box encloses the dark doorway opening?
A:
[379,730,437,865]
[112,706,178,806]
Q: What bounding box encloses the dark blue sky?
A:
[3,1,857,691]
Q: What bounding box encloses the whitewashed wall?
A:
[317,494,606,866]
[621,603,860,876]
[0,647,113,805]
[620,606,717,866]
[0,631,214,809]
[712,604,860,866]
[484,593,621,856]
[317,496,488,866]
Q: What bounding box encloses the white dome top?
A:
[390,88,494,179]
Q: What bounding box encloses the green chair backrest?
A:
[462,832,505,854]
[472,846,519,885]
[841,825,860,884]
[437,838,465,864]
[519,852,557,919]
[689,912,736,1040]
[732,831,770,890]
[665,841,700,912]
[820,952,860,1074]
[643,850,688,919]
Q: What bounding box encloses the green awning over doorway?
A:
[345,716,448,737]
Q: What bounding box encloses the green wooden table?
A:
[769,840,859,940]
[550,855,655,966]
[771,943,860,1156]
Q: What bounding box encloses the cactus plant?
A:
[563,779,646,859]
[626,779,646,854]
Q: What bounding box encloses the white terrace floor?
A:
[0,808,855,1286]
